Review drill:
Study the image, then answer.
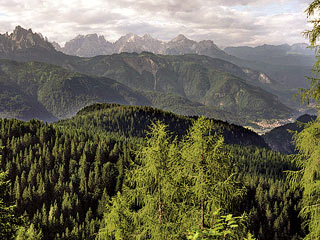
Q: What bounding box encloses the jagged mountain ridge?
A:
[54,32,227,59]
[0,25,54,53]
[54,32,314,67]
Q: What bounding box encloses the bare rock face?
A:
[62,34,113,57]
[0,26,54,53]
[164,34,197,54]
[113,33,166,54]
[51,41,63,52]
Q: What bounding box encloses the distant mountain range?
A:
[53,33,227,58]
[0,26,315,132]
[224,43,315,67]
[52,31,315,107]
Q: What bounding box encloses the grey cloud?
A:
[0,0,311,47]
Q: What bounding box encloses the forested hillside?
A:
[263,114,317,154]
[58,103,268,148]
[0,104,305,239]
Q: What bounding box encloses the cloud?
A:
[0,0,313,46]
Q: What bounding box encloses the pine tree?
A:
[15,223,43,240]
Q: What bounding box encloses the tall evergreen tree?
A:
[100,121,181,239]
[290,1,320,238]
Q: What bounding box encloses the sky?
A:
[0,0,314,47]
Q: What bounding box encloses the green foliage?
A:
[186,211,249,240]
[180,117,244,230]
[300,1,320,106]
[100,118,246,239]
[100,121,182,239]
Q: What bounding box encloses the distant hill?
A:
[57,103,269,148]
[224,44,315,90]
[263,114,317,154]
[224,44,315,67]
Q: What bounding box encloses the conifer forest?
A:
[1,0,320,240]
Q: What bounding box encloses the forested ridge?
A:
[0,104,305,239]
[58,103,268,148]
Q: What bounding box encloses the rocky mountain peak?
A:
[143,33,153,40]
[115,33,138,43]
[290,43,314,56]
[170,34,190,42]
[11,25,31,40]
[62,32,113,57]
[0,26,54,53]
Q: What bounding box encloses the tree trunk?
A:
[158,184,162,225]
[201,199,204,230]
[200,151,204,230]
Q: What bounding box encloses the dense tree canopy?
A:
[0,107,304,239]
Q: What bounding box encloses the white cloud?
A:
[0,0,314,46]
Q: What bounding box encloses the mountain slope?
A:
[224,44,315,89]
[64,52,293,122]
[0,59,151,120]
[0,77,56,121]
